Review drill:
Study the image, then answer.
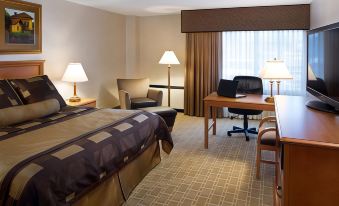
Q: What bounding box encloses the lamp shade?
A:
[259,59,293,80]
[62,63,88,82]
[159,51,180,65]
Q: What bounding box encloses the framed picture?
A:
[0,0,41,54]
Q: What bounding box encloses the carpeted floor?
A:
[125,113,275,206]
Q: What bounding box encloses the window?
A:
[222,30,307,96]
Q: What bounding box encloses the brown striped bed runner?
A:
[0,107,172,206]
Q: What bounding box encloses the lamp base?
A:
[69,96,81,102]
[265,96,275,103]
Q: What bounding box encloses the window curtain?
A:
[222,30,307,119]
[184,32,223,117]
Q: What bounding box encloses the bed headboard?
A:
[0,60,44,79]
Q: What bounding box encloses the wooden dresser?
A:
[274,95,339,206]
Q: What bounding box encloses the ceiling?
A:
[66,0,312,16]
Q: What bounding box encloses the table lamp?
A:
[159,50,180,107]
[62,63,88,102]
[260,59,293,103]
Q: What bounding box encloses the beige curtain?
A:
[184,32,222,117]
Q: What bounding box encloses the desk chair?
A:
[227,76,263,141]
[256,116,279,179]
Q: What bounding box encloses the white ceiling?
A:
[66,0,312,16]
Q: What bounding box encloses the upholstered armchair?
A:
[117,78,163,110]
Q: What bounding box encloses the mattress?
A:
[0,107,173,205]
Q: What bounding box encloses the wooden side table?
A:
[65,98,96,108]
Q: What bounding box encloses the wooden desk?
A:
[203,92,275,149]
[275,95,339,206]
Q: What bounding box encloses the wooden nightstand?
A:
[66,98,97,108]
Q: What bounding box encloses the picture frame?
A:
[0,0,41,54]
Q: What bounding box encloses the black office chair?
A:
[227,76,263,141]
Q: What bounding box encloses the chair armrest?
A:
[119,90,131,109]
[147,89,163,106]
[259,116,276,128]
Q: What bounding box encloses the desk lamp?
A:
[260,59,293,103]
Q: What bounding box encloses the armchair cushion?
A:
[260,131,277,146]
[131,97,157,109]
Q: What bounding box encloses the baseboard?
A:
[175,109,184,113]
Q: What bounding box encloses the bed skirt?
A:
[74,141,161,206]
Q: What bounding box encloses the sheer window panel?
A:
[222,30,307,119]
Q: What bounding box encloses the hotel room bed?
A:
[0,61,173,206]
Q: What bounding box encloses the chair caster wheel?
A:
[227,132,232,136]
[246,136,249,141]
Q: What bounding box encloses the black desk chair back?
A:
[227,76,263,141]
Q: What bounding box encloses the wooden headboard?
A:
[0,60,44,79]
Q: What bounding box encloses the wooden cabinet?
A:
[275,96,339,206]
[65,98,96,108]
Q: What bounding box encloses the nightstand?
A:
[66,98,96,108]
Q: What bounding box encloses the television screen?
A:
[308,26,339,104]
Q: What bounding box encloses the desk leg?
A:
[212,106,216,135]
[204,102,209,149]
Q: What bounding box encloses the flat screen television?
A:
[307,22,339,113]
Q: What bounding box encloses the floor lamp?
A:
[159,51,180,107]
[259,59,293,103]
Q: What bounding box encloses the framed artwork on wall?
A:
[0,0,41,54]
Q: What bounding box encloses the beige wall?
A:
[0,0,127,108]
[133,15,186,109]
[311,0,339,29]
[0,1,186,109]
[125,16,139,77]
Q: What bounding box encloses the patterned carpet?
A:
[125,114,275,206]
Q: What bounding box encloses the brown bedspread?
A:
[0,107,172,206]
